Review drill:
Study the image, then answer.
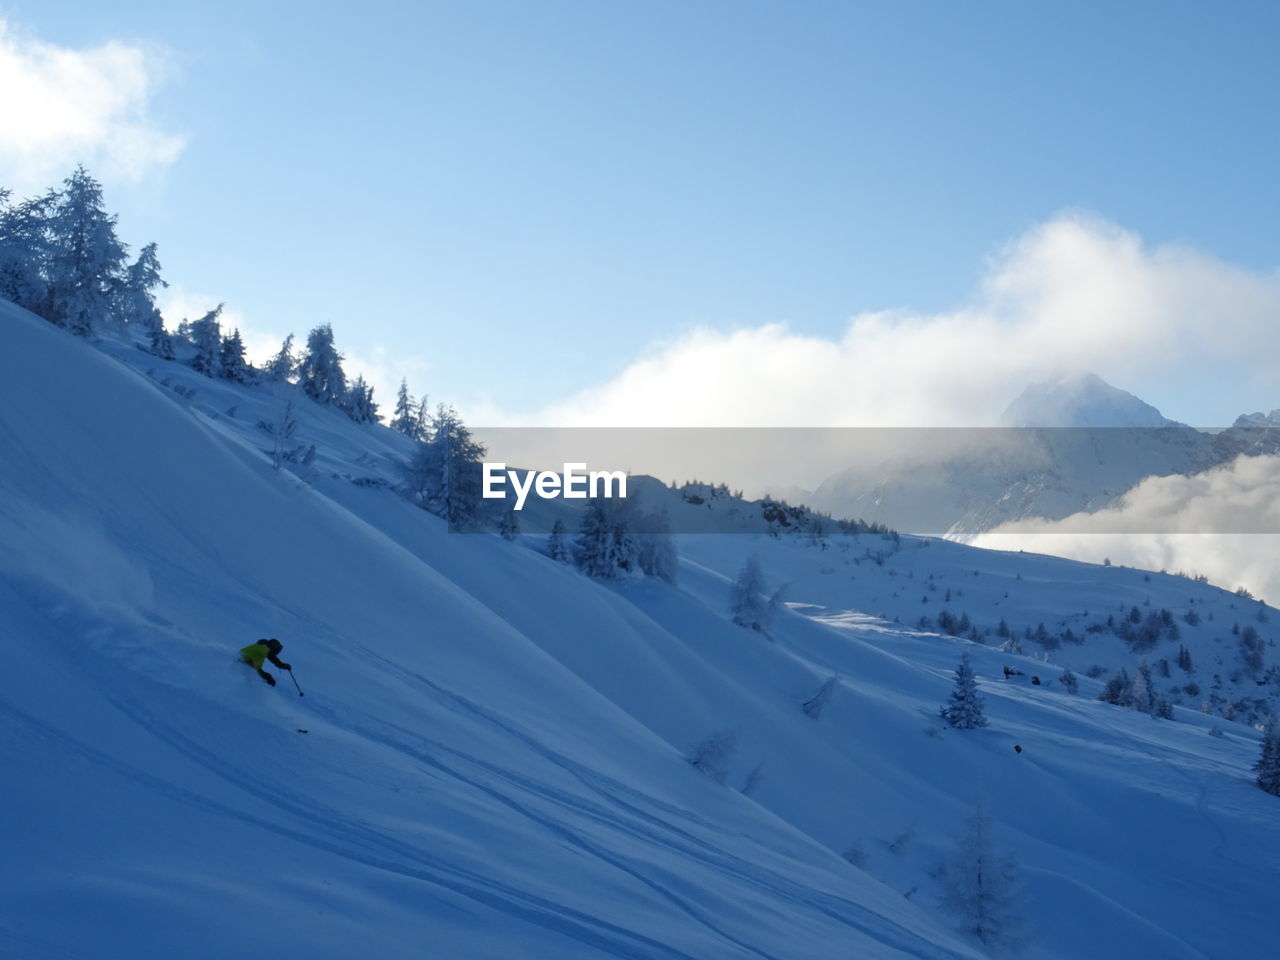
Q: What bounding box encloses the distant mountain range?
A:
[807,373,1280,535]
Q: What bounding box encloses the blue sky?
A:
[4,0,1280,424]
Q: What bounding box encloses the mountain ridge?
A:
[809,372,1278,536]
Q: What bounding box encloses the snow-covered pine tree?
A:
[575,496,641,580]
[1132,657,1155,715]
[400,404,485,526]
[390,379,422,439]
[1255,718,1280,797]
[431,404,485,526]
[414,396,431,441]
[402,440,434,506]
[149,322,175,360]
[575,500,611,577]
[298,323,347,404]
[0,188,56,313]
[636,507,678,584]
[188,305,224,377]
[361,378,379,422]
[936,804,1024,949]
[498,510,519,541]
[1139,660,1172,717]
[1097,669,1133,707]
[1059,667,1079,694]
[220,328,252,383]
[1240,625,1265,675]
[344,375,379,423]
[116,241,167,336]
[546,518,571,563]
[264,334,297,382]
[940,652,988,729]
[45,166,128,334]
[729,555,771,632]
[262,388,299,470]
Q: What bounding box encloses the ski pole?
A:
[287,669,304,697]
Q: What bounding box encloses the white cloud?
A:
[514,214,1280,428]
[973,455,1280,603]
[0,19,185,190]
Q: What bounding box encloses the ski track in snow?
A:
[30,603,967,960]
[351,653,962,960]
[84,694,707,960]
[82,651,964,960]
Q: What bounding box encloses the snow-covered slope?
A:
[3,301,1278,959]
[1,302,981,959]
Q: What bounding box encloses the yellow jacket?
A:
[240,641,271,669]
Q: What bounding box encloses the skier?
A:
[239,638,292,686]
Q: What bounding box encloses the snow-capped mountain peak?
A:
[1232,409,1280,428]
[998,372,1175,428]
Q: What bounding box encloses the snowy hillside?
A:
[684,526,1279,725]
[3,298,1279,959]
